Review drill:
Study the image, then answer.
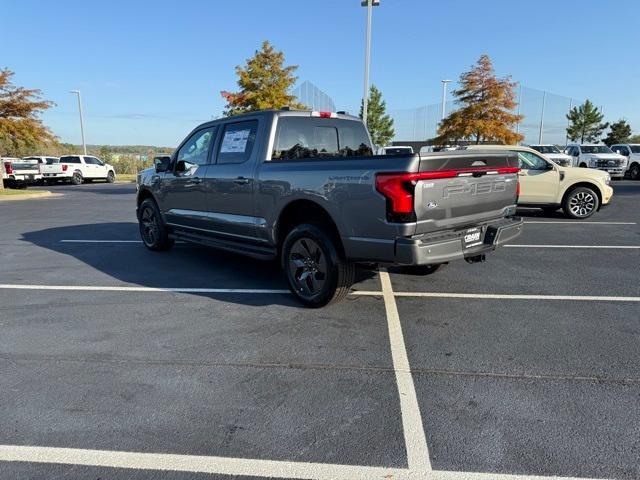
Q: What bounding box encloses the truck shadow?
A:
[22,223,376,308]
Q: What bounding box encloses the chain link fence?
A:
[292,81,336,113]
[389,85,585,146]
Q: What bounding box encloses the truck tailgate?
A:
[413,151,519,235]
[41,164,64,174]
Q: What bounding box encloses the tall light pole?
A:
[361,0,379,124]
[440,79,452,121]
[69,90,87,155]
[538,91,546,144]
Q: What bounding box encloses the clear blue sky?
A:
[3,0,639,146]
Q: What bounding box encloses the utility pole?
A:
[361,0,379,124]
[70,90,87,154]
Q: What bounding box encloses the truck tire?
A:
[106,171,115,183]
[398,264,443,276]
[629,163,640,180]
[281,223,355,308]
[138,198,174,251]
[70,171,83,185]
[562,186,599,219]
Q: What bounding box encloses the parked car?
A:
[610,144,640,180]
[467,145,613,219]
[528,144,572,166]
[377,146,413,155]
[137,109,523,307]
[564,144,627,179]
[1,157,42,189]
[41,155,116,184]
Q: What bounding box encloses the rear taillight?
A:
[62,164,68,172]
[3,162,12,175]
[375,166,520,221]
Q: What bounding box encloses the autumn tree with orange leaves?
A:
[435,55,523,145]
[0,68,58,188]
[221,41,305,116]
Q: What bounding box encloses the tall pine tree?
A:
[566,100,608,143]
[359,85,394,147]
[221,41,305,116]
[602,119,631,146]
[435,55,522,145]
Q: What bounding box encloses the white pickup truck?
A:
[1,157,42,189]
[610,144,640,180]
[40,155,116,185]
[564,144,628,179]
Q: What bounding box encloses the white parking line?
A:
[353,290,640,302]
[0,284,289,294]
[505,244,640,249]
[0,445,405,480]
[523,221,636,225]
[379,270,431,474]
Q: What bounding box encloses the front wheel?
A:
[562,187,599,219]
[138,198,174,251]
[281,223,354,308]
[106,171,115,183]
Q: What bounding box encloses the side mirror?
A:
[154,156,171,173]
[573,151,579,156]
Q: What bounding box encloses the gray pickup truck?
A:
[137,109,523,307]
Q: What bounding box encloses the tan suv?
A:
[467,145,613,219]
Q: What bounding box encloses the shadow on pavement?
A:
[22,222,376,308]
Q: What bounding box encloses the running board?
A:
[169,229,277,261]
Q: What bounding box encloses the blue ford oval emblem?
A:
[426,201,438,209]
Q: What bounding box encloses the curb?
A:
[0,191,63,202]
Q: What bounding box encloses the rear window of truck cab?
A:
[60,156,82,164]
[272,117,373,160]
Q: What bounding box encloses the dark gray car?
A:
[137,109,523,307]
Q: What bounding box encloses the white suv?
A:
[610,144,640,180]
[564,144,627,179]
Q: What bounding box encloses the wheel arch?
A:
[274,199,344,255]
[561,181,603,210]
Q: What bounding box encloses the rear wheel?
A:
[628,163,639,180]
[70,171,83,185]
[138,198,173,251]
[281,223,354,308]
[562,187,599,219]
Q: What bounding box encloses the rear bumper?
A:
[394,216,523,265]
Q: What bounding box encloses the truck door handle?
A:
[233,176,250,185]
[185,177,202,185]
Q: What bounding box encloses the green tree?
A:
[566,100,608,143]
[628,134,640,143]
[359,85,394,147]
[221,41,305,116]
[435,55,523,145]
[602,119,632,146]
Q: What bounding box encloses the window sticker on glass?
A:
[220,128,250,153]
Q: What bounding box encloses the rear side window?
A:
[60,156,81,164]
[272,117,373,160]
[217,121,258,164]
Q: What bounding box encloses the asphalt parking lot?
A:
[1,181,639,480]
